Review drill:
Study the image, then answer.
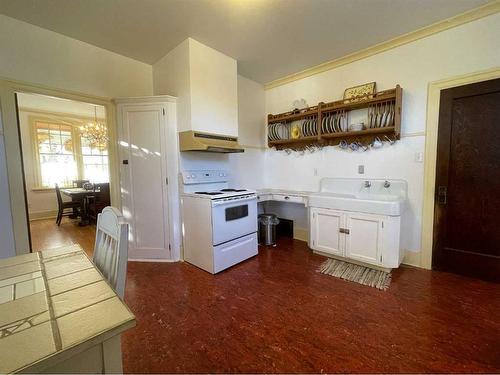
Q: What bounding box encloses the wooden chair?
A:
[72,179,90,188]
[87,183,111,222]
[93,207,128,298]
[55,184,82,226]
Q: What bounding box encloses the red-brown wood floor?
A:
[121,238,500,373]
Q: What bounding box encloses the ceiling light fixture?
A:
[80,106,108,150]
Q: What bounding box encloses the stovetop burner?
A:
[220,189,247,192]
[195,191,223,195]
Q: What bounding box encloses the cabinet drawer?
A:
[257,194,272,202]
[272,194,304,204]
[213,232,258,273]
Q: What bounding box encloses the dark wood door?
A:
[433,78,500,282]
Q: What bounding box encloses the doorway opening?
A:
[16,92,110,257]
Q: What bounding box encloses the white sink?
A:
[308,178,407,216]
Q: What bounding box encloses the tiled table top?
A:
[0,245,136,374]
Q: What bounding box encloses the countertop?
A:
[257,189,314,197]
[0,245,135,373]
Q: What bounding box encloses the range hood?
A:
[179,131,244,153]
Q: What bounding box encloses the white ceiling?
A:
[0,0,490,83]
[17,92,106,118]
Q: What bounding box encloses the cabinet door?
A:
[118,104,170,260]
[310,208,344,256]
[345,213,383,265]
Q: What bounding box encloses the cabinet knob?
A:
[284,196,290,200]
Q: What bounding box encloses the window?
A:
[33,119,109,188]
[35,122,77,187]
[80,135,109,183]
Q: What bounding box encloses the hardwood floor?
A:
[30,217,95,257]
[122,238,500,373]
[28,222,500,373]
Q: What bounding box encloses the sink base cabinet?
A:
[310,208,344,257]
[310,208,402,269]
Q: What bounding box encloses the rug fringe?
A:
[318,259,391,290]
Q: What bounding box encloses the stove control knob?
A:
[191,174,196,179]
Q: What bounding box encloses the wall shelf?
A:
[267,85,402,150]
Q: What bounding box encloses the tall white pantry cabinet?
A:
[116,96,180,262]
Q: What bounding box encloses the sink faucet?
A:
[364,181,371,188]
[384,180,391,188]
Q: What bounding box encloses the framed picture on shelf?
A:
[343,82,376,103]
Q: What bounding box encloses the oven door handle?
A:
[211,196,257,207]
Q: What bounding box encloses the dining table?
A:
[0,244,135,373]
[60,187,99,226]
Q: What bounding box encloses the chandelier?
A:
[80,106,108,150]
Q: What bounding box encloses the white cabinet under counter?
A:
[308,178,407,270]
[257,179,407,271]
[310,208,402,269]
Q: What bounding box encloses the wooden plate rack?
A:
[267,85,402,150]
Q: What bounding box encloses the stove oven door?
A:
[211,196,257,245]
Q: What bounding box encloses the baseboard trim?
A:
[29,210,58,221]
[313,250,392,273]
[402,250,422,268]
[128,258,177,263]
[293,227,309,242]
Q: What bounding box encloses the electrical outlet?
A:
[358,165,365,174]
[415,152,424,163]
[313,168,318,176]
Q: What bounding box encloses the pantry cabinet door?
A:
[118,104,171,260]
[345,213,382,265]
[310,208,344,256]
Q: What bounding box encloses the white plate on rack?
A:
[270,123,276,140]
[322,116,328,134]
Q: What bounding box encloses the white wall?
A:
[177,74,267,189]
[153,39,192,133]
[237,76,266,148]
[153,38,238,136]
[0,15,153,98]
[264,13,500,253]
[0,133,16,258]
[0,15,154,257]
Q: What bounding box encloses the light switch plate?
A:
[358,165,365,174]
[415,152,424,163]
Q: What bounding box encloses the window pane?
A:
[40,155,77,187]
[83,163,109,183]
[35,121,77,187]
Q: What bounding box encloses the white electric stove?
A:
[180,170,258,274]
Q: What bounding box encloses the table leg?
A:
[70,197,80,219]
[102,335,123,374]
[79,197,90,226]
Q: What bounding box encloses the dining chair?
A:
[55,184,82,226]
[87,183,111,222]
[72,179,90,188]
[93,206,129,298]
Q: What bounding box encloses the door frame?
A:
[0,77,120,255]
[420,67,500,269]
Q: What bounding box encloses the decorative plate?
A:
[343,82,376,103]
[291,124,301,139]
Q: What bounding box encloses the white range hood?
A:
[153,38,241,152]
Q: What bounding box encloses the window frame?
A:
[29,115,108,189]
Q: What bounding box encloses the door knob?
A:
[437,186,447,205]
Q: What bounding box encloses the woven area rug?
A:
[318,258,391,290]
